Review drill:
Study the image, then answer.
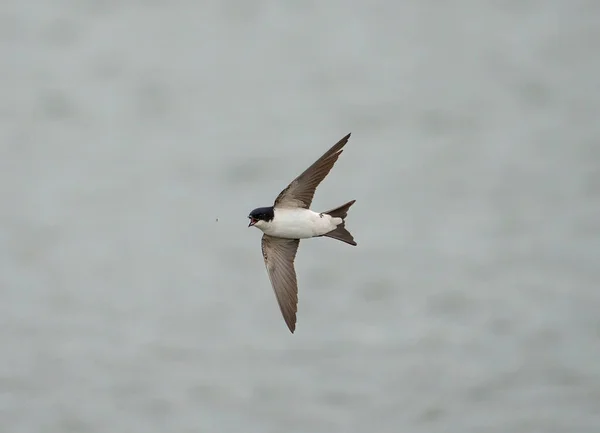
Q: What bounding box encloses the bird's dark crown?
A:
[248,206,274,222]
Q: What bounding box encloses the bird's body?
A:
[254,207,342,239]
[248,133,357,333]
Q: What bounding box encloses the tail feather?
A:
[323,200,355,219]
[321,200,357,246]
[322,222,357,246]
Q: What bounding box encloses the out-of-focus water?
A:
[1,1,599,432]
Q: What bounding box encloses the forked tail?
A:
[321,200,357,246]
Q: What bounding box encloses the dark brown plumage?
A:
[274,133,351,209]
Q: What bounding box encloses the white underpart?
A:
[254,208,342,239]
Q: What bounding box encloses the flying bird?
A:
[248,133,357,333]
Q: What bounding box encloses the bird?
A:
[248,133,357,333]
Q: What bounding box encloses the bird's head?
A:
[248,206,275,229]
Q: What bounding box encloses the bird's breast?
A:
[264,208,339,239]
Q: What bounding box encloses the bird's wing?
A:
[274,133,351,209]
[261,235,301,333]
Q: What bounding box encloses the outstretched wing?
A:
[274,133,351,209]
[261,235,301,333]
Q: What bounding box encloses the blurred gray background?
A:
[1,1,599,432]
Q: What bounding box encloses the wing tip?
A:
[339,132,351,144]
[286,317,296,333]
[328,132,351,157]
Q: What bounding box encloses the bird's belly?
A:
[265,209,340,239]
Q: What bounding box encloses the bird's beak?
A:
[248,218,256,227]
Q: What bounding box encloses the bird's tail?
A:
[321,200,357,246]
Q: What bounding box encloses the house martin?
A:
[248,133,357,333]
